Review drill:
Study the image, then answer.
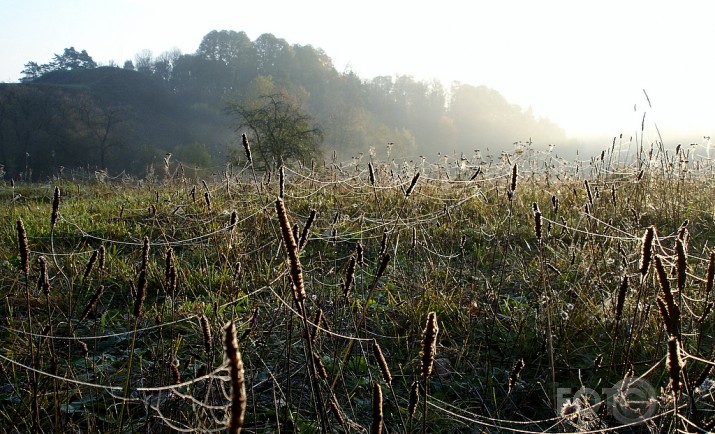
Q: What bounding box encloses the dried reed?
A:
[639,226,655,278]
[371,382,383,434]
[373,339,392,386]
[224,321,246,434]
[420,312,439,379]
[298,209,317,251]
[275,198,306,303]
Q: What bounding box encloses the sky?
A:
[1,0,712,142]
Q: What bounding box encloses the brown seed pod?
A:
[200,315,212,356]
[79,285,105,323]
[17,219,29,279]
[420,312,439,379]
[224,321,246,434]
[639,226,655,278]
[371,382,383,434]
[275,198,305,303]
[408,380,420,418]
[667,337,683,394]
[51,186,60,228]
[373,339,392,386]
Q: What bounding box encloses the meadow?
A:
[1,140,715,433]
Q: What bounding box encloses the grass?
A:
[1,140,715,433]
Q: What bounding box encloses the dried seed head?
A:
[615,274,629,321]
[51,186,60,228]
[36,256,50,296]
[551,195,559,214]
[83,249,98,281]
[408,380,420,418]
[200,315,212,356]
[98,245,106,273]
[229,210,238,229]
[368,162,376,185]
[310,308,323,343]
[343,255,356,297]
[508,359,525,392]
[655,255,680,334]
[141,236,150,272]
[204,191,211,211]
[371,382,383,434]
[356,242,365,266]
[298,209,317,251]
[329,395,347,427]
[241,133,252,164]
[17,219,29,279]
[224,322,246,434]
[312,352,328,380]
[420,311,439,379]
[533,203,542,241]
[674,237,687,292]
[405,172,420,198]
[79,285,104,323]
[373,339,392,386]
[275,198,305,303]
[584,180,593,206]
[667,337,683,394]
[639,226,655,278]
[375,253,390,282]
[134,269,147,318]
[170,360,181,384]
[706,250,715,296]
[279,165,285,198]
[510,163,518,192]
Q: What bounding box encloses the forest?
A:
[0,30,567,179]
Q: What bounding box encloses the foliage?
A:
[226,92,323,169]
[21,47,97,82]
[0,141,713,432]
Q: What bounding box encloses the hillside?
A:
[1,30,568,179]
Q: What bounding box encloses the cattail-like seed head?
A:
[79,341,89,358]
[204,191,211,211]
[292,223,299,244]
[98,245,105,273]
[310,308,323,343]
[656,297,676,336]
[508,359,525,392]
[230,210,238,229]
[698,302,713,324]
[674,237,687,292]
[420,311,439,379]
[83,249,98,281]
[141,236,150,272]
[164,247,174,284]
[639,226,655,278]
[371,382,383,434]
[275,198,305,303]
[408,380,420,418]
[405,172,420,198]
[343,255,356,297]
[190,185,196,202]
[584,180,593,206]
[379,229,388,257]
[312,352,328,380]
[329,395,347,427]
[655,255,680,335]
[706,250,715,296]
[667,337,683,394]
[224,321,246,434]
[356,242,365,266]
[615,274,629,321]
[51,186,60,228]
[17,219,29,279]
[167,265,177,295]
[533,204,542,241]
[279,165,285,198]
[134,270,147,318]
[368,162,375,185]
[79,285,104,322]
[373,339,392,386]
[200,315,212,356]
[298,209,317,251]
[170,360,181,384]
[36,256,50,296]
[375,253,390,282]
[551,195,559,214]
[241,133,252,164]
[510,163,518,192]
[611,184,616,207]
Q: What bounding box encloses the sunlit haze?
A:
[2,0,712,143]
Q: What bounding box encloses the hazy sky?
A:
[1,0,712,141]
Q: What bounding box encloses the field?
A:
[1,142,715,433]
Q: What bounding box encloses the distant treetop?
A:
[21,47,97,82]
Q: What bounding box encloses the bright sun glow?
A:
[1,0,712,141]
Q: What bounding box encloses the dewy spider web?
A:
[2,139,715,432]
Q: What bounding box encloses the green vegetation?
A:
[0,30,567,180]
[1,141,714,433]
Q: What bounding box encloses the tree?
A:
[20,47,96,82]
[226,92,323,169]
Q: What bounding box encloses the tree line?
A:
[0,30,567,179]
